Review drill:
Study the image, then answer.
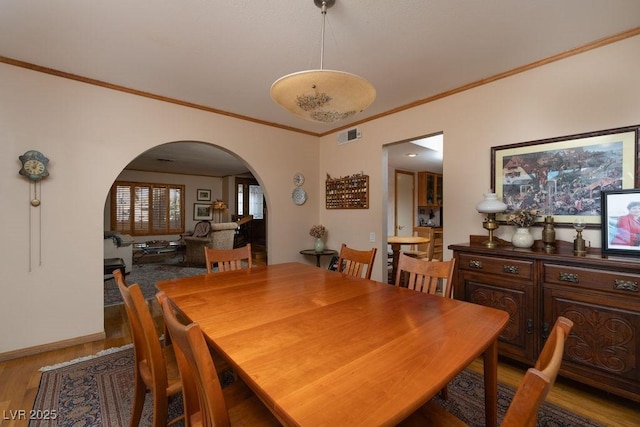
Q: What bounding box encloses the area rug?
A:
[30,345,184,427]
[32,346,602,427]
[104,262,207,307]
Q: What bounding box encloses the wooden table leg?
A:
[483,339,499,427]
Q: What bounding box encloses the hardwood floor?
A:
[1,292,638,426]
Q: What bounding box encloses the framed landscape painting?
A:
[491,125,639,227]
[193,203,213,220]
[197,189,211,201]
[601,189,640,257]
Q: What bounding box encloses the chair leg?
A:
[129,374,146,427]
[440,385,448,400]
[152,392,169,427]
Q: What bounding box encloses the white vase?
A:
[511,227,534,248]
[314,237,325,253]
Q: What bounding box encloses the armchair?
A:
[184,222,238,266]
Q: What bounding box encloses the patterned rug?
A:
[104,262,207,306]
[31,346,602,427]
[30,345,184,427]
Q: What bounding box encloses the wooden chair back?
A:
[502,316,574,427]
[157,292,230,427]
[394,253,455,298]
[113,270,182,427]
[336,243,377,279]
[204,243,252,273]
[400,316,573,426]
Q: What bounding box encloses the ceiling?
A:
[2,1,639,175]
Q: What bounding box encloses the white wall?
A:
[0,63,319,354]
[2,35,640,355]
[318,35,640,281]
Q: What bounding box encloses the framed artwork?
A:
[491,125,639,227]
[601,189,640,257]
[197,189,211,201]
[193,203,213,220]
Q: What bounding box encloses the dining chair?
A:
[394,253,456,400]
[157,291,281,427]
[336,243,377,279]
[204,243,252,273]
[394,253,455,298]
[403,228,434,260]
[400,316,574,426]
[113,270,183,427]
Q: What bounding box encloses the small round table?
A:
[300,249,338,267]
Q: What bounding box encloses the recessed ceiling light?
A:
[406,153,418,157]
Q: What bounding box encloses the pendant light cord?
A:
[320,1,327,70]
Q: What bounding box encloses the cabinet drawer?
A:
[544,264,640,297]
[458,254,533,281]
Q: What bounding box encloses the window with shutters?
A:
[111,181,185,236]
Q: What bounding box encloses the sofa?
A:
[183,222,238,266]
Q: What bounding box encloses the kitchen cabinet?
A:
[417,172,442,207]
[450,240,640,402]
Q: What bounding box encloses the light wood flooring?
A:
[1,282,638,426]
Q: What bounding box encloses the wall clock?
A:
[19,150,49,207]
[19,150,49,182]
[19,150,50,271]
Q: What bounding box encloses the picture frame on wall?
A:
[491,125,639,227]
[197,189,211,201]
[193,203,213,220]
[601,189,640,257]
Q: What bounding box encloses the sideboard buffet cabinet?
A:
[449,239,640,402]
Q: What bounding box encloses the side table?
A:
[300,249,338,268]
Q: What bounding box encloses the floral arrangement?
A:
[309,224,326,239]
[506,209,539,228]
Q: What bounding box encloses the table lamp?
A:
[476,191,507,248]
[573,219,586,256]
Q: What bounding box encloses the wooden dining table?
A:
[156,262,509,426]
[388,235,430,283]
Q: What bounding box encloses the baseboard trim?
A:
[0,331,106,362]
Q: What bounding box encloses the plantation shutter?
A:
[113,184,132,234]
[110,181,184,236]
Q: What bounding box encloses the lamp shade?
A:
[270,69,376,123]
[476,191,507,213]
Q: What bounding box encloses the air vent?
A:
[337,128,361,144]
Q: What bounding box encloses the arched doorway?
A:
[102,140,267,308]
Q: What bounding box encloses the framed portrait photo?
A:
[491,125,639,227]
[197,189,211,201]
[601,189,640,257]
[193,203,213,221]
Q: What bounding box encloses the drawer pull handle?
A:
[526,319,534,334]
[559,272,579,283]
[469,260,482,269]
[503,265,519,274]
[613,280,639,292]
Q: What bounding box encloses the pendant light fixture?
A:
[270,0,376,123]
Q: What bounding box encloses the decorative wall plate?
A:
[292,187,307,205]
[293,172,305,187]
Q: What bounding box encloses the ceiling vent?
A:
[337,127,361,144]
